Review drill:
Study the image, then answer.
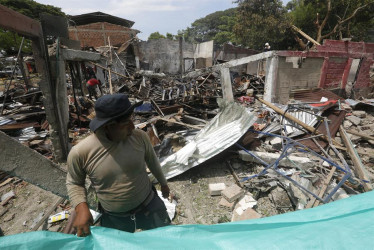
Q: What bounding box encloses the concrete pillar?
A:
[220,67,234,102]
[264,56,279,103]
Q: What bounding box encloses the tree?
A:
[233,0,291,50]
[166,33,175,40]
[0,0,65,54]
[182,8,237,45]
[148,32,166,40]
[289,0,374,44]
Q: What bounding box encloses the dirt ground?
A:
[0,181,61,235]
[2,152,284,236]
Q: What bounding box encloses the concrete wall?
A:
[0,131,67,198]
[138,39,194,74]
[276,57,324,104]
[69,22,136,48]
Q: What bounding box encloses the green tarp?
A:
[2,190,374,249]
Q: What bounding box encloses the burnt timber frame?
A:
[0,5,69,161]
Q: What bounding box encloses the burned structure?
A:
[0,4,374,243]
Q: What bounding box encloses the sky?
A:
[35,0,289,41]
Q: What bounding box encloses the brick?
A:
[208,183,226,196]
[222,184,244,203]
[218,197,235,210]
[231,208,261,222]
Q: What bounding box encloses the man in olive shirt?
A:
[66,94,171,236]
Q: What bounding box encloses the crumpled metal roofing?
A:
[156,100,257,180]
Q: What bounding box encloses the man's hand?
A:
[73,202,93,237]
[161,185,170,198]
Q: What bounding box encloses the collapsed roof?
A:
[68,12,135,28]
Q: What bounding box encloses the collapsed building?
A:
[0,4,374,247]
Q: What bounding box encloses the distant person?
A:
[264,43,271,52]
[86,78,102,100]
[86,66,96,79]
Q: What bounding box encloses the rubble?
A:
[1,4,374,239]
[208,183,226,196]
[222,184,244,203]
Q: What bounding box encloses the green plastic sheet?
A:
[2,190,374,249]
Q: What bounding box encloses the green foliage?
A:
[0,0,65,20]
[166,33,175,40]
[148,32,166,40]
[182,8,237,45]
[289,0,374,43]
[233,0,292,50]
[0,0,65,55]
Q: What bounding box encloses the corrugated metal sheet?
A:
[0,117,15,126]
[293,89,345,103]
[155,100,257,180]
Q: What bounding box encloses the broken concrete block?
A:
[334,136,343,145]
[352,111,366,118]
[359,124,374,136]
[218,197,235,210]
[238,150,315,169]
[269,137,282,145]
[1,190,16,201]
[343,120,353,129]
[3,213,15,222]
[322,161,330,167]
[348,134,361,144]
[346,115,361,126]
[237,193,257,210]
[222,184,244,203]
[341,103,352,111]
[208,183,226,196]
[231,208,261,222]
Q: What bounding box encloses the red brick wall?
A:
[316,40,373,90]
[68,22,136,48]
[323,58,348,88]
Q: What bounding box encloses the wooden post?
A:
[291,25,321,46]
[179,36,184,75]
[339,126,372,192]
[107,37,113,94]
[256,97,341,146]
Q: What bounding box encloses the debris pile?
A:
[1,38,374,234]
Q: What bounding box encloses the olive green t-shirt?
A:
[66,129,167,213]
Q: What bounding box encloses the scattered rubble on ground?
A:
[1,6,374,237]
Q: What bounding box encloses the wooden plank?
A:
[0,122,40,131]
[339,126,372,191]
[160,117,202,130]
[346,130,374,141]
[291,25,321,46]
[89,61,130,79]
[0,5,41,38]
[0,178,13,187]
[31,197,65,231]
[257,97,342,146]
[306,167,336,208]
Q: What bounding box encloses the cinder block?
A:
[222,184,244,203]
[218,197,235,211]
[208,183,226,196]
